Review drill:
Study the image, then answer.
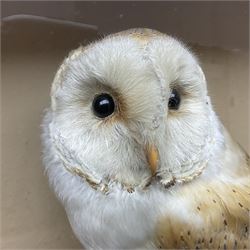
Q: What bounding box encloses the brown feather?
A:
[155,132,250,249]
[156,181,250,249]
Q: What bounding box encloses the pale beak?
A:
[145,144,159,176]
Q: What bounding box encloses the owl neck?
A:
[201,119,249,181]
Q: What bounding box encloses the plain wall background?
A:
[2,1,249,49]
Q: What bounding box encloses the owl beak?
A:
[145,145,159,176]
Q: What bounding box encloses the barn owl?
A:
[42,28,250,249]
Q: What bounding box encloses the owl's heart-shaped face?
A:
[49,29,215,191]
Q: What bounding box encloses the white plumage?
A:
[42,29,250,249]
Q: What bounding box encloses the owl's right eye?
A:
[92,93,115,118]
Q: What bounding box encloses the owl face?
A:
[50,29,214,189]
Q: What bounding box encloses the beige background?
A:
[1,1,249,249]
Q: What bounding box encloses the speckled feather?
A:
[155,130,250,249]
[156,180,250,249]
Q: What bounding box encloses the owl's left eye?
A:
[92,93,115,118]
[168,89,181,110]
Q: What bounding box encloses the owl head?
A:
[47,28,219,192]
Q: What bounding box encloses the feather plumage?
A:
[42,28,250,249]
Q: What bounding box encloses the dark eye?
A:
[168,89,181,110]
[92,93,115,118]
